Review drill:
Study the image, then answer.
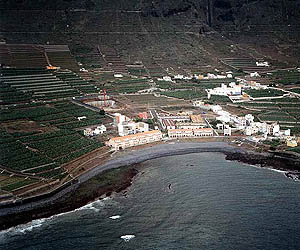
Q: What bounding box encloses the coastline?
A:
[0,141,299,231]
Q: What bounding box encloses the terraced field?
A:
[0,44,79,72]
[244,88,285,98]
[162,89,206,100]
[0,100,105,198]
[271,70,300,85]
[234,98,300,134]
[221,58,273,72]
[0,68,101,104]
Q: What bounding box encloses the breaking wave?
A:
[121,234,135,242]
[109,215,121,220]
[0,197,113,236]
[0,218,47,236]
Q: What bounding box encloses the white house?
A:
[118,121,137,136]
[136,122,149,133]
[250,72,260,77]
[77,116,87,121]
[256,61,270,67]
[163,76,172,82]
[94,125,107,135]
[224,126,232,136]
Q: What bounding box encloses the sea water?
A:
[1,152,300,250]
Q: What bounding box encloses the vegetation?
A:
[162,90,206,100]
[245,89,285,98]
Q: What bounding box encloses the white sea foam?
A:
[121,235,135,242]
[0,218,47,236]
[109,215,121,220]
[268,168,287,174]
[245,164,287,174]
[76,203,100,212]
[0,197,113,236]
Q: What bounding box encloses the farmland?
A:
[0,68,101,104]
[162,90,206,100]
[244,89,285,98]
[0,100,106,198]
[270,70,300,85]
[220,58,273,72]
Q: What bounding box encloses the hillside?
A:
[1,0,300,71]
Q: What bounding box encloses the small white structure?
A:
[84,128,93,136]
[174,74,184,80]
[193,100,205,107]
[114,113,128,126]
[245,114,254,125]
[94,125,107,135]
[224,126,232,136]
[207,73,217,79]
[114,74,123,78]
[211,105,222,113]
[271,123,280,136]
[84,125,106,136]
[163,76,172,82]
[77,116,87,121]
[256,61,270,67]
[217,123,224,130]
[250,72,260,77]
[136,122,149,133]
[284,129,291,136]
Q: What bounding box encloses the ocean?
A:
[1,152,300,250]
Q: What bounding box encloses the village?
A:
[1,42,300,204]
[80,64,300,152]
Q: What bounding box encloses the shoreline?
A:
[0,141,299,231]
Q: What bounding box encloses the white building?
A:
[94,125,107,135]
[224,125,232,136]
[208,83,241,98]
[162,119,176,130]
[77,116,87,121]
[162,76,172,82]
[174,74,184,80]
[256,61,270,67]
[114,113,128,126]
[84,125,107,136]
[168,128,213,138]
[118,121,137,136]
[136,122,149,133]
[176,123,206,130]
[107,130,162,150]
[193,100,204,107]
[211,105,222,113]
[250,72,260,77]
[245,114,254,125]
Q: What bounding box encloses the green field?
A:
[0,99,106,194]
[245,89,285,98]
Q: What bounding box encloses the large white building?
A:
[107,130,162,150]
[168,128,213,138]
[208,83,242,98]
